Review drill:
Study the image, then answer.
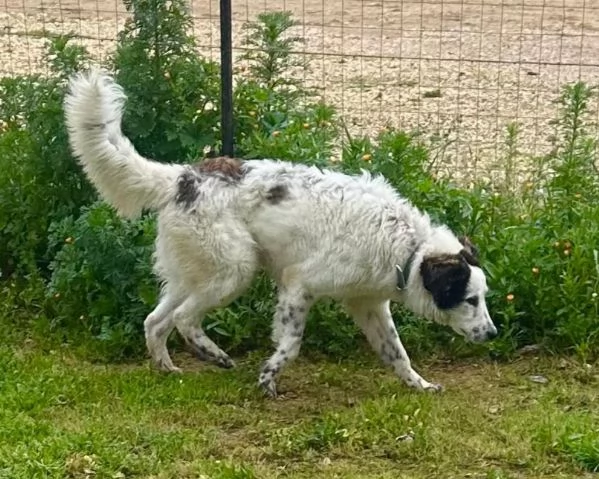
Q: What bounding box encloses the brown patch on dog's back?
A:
[193,156,244,180]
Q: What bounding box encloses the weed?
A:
[422,89,442,98]
[239,11,305,94]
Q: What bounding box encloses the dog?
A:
[64,68,497,397]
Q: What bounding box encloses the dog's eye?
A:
[466,296,479,307]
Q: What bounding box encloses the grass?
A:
[1,331,598,479]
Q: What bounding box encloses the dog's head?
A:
[418,236,497,343]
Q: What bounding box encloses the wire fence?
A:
[2,0,599,177]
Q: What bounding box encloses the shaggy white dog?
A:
[64,68,497,396]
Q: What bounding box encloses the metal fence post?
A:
[220,0,234,157]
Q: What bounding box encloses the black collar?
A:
[395,244,421,290]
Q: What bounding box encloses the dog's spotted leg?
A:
[172,295,235,369]
[259,289,314,398]
[179,326,235,369]
[345,299,443,393]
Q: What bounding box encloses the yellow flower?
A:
[362,153,372,162]
[303,123,310,129]
[563,249,571,256]
[506,294,515,302]
[532,267,539,275]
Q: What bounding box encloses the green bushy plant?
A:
[239,11,305,94]
[47,202,157,359]
[467,82,599,359]
[114,0,221,163]
[234,11,337,163]
[36,7,342,358]
[0,35,94,279]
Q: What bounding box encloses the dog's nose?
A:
[486,329,498,340]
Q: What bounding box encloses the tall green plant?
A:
[234,11,336,164]
[47,202,157,360]
[474,83,599,360]
[0,36,93,279]
[239,11,305,93]
[114,0,221,162]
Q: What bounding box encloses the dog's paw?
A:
[259,378,278,398]
[185,340,235,369]
[154,359,182,374]
[214,355,236,369]
[422,382,444,393]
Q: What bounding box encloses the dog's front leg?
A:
[345,299,443,392]
[259,287,314,398]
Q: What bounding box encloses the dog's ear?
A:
[458,235,480,266]
[420,254,471,310]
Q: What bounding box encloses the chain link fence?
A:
[2,0,598,176]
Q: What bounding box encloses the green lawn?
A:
[1,336,598,478]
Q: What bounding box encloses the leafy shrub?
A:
[336,87,599,361]
[47,202,156,359]
[39,5,343,357]
[114,0,221,162]
[475,82,599,360]
[234,11,337,163]
[0,36,94,279]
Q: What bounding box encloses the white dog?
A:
[64,68,497,396]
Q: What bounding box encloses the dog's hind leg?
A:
[144,292,184,373]
[344,299,443,392]
[175,298,235,370]
[181,326,236,369]
[173,271,255,370]
[259,287,314,398]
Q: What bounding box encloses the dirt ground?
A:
[1,0,599,175]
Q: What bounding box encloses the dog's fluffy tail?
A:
[64,68,183,218]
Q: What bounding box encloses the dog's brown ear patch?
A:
[420,254,471,310]
[458,235,480,267]
[194,156,244,180]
